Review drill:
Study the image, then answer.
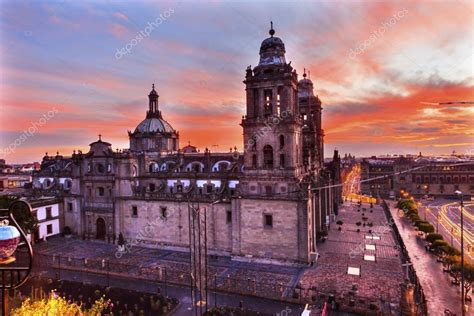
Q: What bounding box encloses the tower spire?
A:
[147,83,160,118]
[269,21,275,37]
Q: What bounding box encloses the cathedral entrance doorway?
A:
[96,217,106,240]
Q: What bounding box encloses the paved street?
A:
[421,199,474,263]
[388,201,467,316]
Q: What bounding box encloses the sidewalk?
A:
[388,202,464,316]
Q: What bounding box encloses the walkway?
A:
[388,202,466,316]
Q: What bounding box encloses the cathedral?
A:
[33,25,341,264]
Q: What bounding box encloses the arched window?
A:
[279,135,285,148]
[263,145,273,169]
[252,154,257,168]
[96,163,105,173]
[149,162,159,173]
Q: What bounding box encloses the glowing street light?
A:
[455,190,467,315]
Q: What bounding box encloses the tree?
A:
[451,262,474,300]
[464,264,474,301]
[414,220,429,228]
[444,255,461,272]
[426,233,443,243]
[441,245,461,257]
[431,240,449,254]
[418,222,435,235]
[12,293,110,315]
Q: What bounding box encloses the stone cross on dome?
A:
[269,21,275,37]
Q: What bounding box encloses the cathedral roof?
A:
[258,22,286,66]
[134,117,175,134]
[298,71,314,97]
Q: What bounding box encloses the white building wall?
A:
[34,203,61,239]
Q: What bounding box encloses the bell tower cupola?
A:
[147,84,161,118]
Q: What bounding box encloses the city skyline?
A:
[1,0,473,163]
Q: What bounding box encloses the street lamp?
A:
[455,190,466,316]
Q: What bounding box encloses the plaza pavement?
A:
[30,202,405,315]
[298,202,404,315]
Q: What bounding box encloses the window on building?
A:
[279,135,285,149]
[263,145,273,169]
[253,88,259,117]
[46,207,52,219]
[160,206,168,219]
[206,185,213,194]
[47,224,53,235]
[265,185,272,196]
[149,162,159,173]
[96,163,105,173]
[264,214,273,228]
[252,154,257,168]
[107,163,112,173]
[264,89,272,116]
[280,154,285,168]
[67,203,73,212]
[226,211,232,224]
[98,187,105,196]
[132,206,138,217]
[177,184,183,192]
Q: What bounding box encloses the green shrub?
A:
[432,240,449,250]
[426,233,443,243]
[418,223,435,234]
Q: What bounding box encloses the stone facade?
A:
[32,25,341,264]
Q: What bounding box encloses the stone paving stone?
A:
[300,202,404,308]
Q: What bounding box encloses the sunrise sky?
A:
[1,0,473,163]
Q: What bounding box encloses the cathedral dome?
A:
[134,117,175,134]
[258,23,286,66]
[298,71,314,97]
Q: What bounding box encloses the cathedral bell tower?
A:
[298,70,324,170]
[240,23,304,196]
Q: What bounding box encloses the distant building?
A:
[0,174,32,192]
[361,156,474,199]
[32,25,341,264]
